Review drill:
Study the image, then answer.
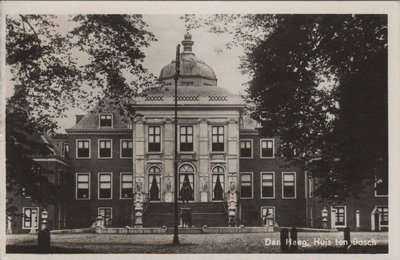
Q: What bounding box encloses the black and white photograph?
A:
[1,1,399,258]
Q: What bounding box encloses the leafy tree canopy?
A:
[184,14,387,200]
[6,15,157,211]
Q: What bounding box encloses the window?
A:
[98,173,112,199]
[179,164,195,200]
[332,206,346,227]
[308,177,314,198]
[212,126,224,152]
[378,206,389,226]
[180,126,193,152]
[164,83,172,86]
[120,140,133,158]
[240,173,253,198]
[261,139,274,158]
[98,207,112,227]
[282,172,296,198]
[212,166,225,200]
[204,83,211,86]
[76,173,90,199]
[240,140,252,158]
[261,172,274,198]
[76,139,90,158]
[98,140,112,158]
[120,173,133,199]
[148,126,161,152]
[62,142,69,157]
[148,173,161,201]
[148,166,161,201]
[99,114,112,127]
[375,177,388,197]
[22,207,39,229]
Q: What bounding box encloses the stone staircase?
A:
[143,202,228,228]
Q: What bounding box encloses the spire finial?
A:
[182,32,194,53]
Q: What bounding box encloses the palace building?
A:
[8,33,388,233]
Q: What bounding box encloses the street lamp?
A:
[173,44,181,245]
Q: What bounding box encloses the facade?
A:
[8,33,388,232]
[7,135,71,234]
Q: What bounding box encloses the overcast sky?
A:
[55,15,248,132]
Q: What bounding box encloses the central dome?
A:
[159,33,218,86]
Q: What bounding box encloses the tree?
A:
[184,14,388,200]
[6,15,157,213]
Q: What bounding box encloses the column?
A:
[198,119,209,202]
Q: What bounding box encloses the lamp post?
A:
[173,44,181,245]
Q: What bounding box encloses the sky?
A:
[54,15,249,132]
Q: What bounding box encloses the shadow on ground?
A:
[7,245,94,253]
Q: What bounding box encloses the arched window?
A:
[212,166,225,200]
[148,166,161,201]
[179,164,195,200]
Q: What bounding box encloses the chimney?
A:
[75,115,84,124]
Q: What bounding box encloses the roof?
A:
[159,54,217,81]
[66,98,131,132]
[135,85,245,107]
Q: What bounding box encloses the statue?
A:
[166,179,172,192]
[136,180,143,193]
[230,180,236,193]
[202,178,208,192]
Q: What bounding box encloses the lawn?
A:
[6,232,388,254]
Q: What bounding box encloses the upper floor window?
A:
[120,139,133,158]
[98,173,112,199]
[98,139,112,158]
[148,126,161,152]
[261,139,274,158]
[180,126,193,152]
[212,126,224,152]
[62,142,69,157]
[76,173,90,199]
[240,140,252,158]
[120,173,133,199]
[99,114,113,127]
[375,177,388,197]
[282,172,296,198]
[240,173,253,198]
[261,172,274,198]
[76,139,90,158]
